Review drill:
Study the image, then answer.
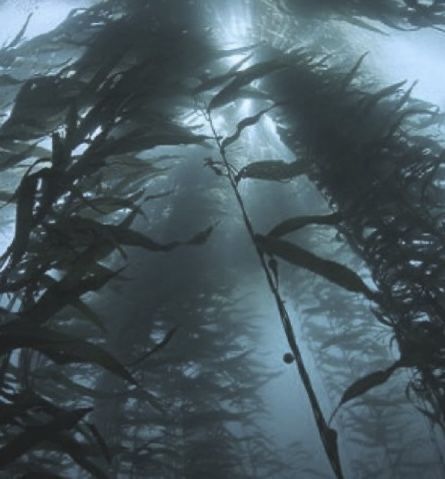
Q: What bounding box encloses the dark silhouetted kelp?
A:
[0,1,444,478]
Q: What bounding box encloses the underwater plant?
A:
[0,1,444,478]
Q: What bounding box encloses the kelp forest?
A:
[0,0,445,477]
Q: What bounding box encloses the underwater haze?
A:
[0,1,445,478]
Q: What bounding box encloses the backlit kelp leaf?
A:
[95,130,210,157]
[52,216,213,252]
[268,213,341,237]
[228,52,255,72]
[185,224,214,245]
[6,12,33,49]
[338,360,403,409]
[0,322,138,385]
[194,53,254,94]
[113,224,213,250]
[1,76,82,140]
[209,60,287,110]
[338,52,368,92]
[26,262,123,324]
[360,80,407,115]
[236,160,310,183]
[194,70,238,94]
[0,406,92,467]
[46,215,135,274]
[108,168,168,196]
[255,235,376,300]
[215,43,262,59]
[72,190,145,217]
[221,104,278,150]
[73,196,142,217]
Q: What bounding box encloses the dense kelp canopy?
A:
[0,0,444,478]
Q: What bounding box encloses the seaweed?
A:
[0,1,444,478]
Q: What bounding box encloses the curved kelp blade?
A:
[51,216,215,252]
[330,360,404,422]
[0,322,138,385]
[341,361,403,406]
[255,234,376,300]
[268,213,341,237]
[221,104,279,150]
[236,160,310,183]
[338,52,368,92]
[209,60,287,110]
[6,13,33,49]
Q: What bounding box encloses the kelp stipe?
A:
[197,77,345,476]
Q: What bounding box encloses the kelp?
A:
[0,3,219,476]
[268,212,341,237]
[255,234,376,300]
[221,104,278,149]
[239,20,445,474]
[201,68,345,478]
[93,274,290,479]
[1,1,444,477]
[261,0,445,32]
[335,360,404,411]
[235,159,311,183]
[294,269,440,477]
[238,40,445,424]
[195,21,445,472]
[207,60,288,110]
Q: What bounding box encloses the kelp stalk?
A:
[204,109,345,479]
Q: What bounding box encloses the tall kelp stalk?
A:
[0,2,226,476]
[194,82,345,476]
